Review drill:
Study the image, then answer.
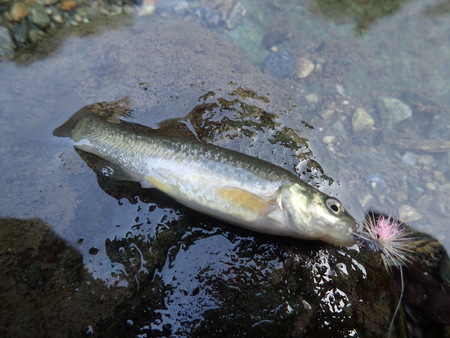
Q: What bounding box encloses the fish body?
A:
[54,108,357,246]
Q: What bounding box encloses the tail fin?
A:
[53,97,132,138]
[53,106,96,138]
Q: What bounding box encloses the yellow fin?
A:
[218,188,271,215]
[144,176,171,192]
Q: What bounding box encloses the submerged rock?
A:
[29,4,50,28]
[0,27,15,60]
[352,107,374,133]
[377,96,412,129]
[1,17,405,337]
[261,49,297,79]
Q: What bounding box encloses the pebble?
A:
[29,4,50,28]
[138,3,156,16]
[398,204,422,222]
[305,93,318,104]
[0,26,15,60]
[352,107,374,133]
[123,5,136,16]
[402,151,419,166]
[110,4,124,16]
[10,2,31,22]
[261,49,297,79]
[377,97,412,129]
[433,170,445,183]
[323,135,335,144]
[418,154,434,167]
[364,173,388,192]
[336,83,345,97]
[12,19,29,44]
[320,108,334,119]
[60,1,78,12]
[53,13,64,24]
[28,27,45,43]
[296,57,314,79]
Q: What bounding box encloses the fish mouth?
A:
[320,228,356,247]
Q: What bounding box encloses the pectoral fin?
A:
[218,187,273,216]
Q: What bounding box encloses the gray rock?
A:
[29,4,50,28]
[12,20,29,44]
[327,120,348,141]
[378,96,412,129]
[352,107,374,133]
[0,26,15,60]
[261,49,297,79]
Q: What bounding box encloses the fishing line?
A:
[388,266,404,338]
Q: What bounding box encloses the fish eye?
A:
[325,198,342,215]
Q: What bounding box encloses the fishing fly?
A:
[356,213,413,337]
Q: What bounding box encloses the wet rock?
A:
[352,107,374,133]
[0,218,133,337]
[12,20,29,44]
[368,213,450,331]
[60,1,78,12]
[52,12,64,24]
[29,4,50,28]
[0,26,15,60]
[378,96,412,129]
[10,2,31,22]
[261,49,297,79]
[28,27,45,43]
[296,57,315,79]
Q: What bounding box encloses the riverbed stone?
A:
[378,96,412,129]
[29,4,50,28]
[352,107,374,133]
[0,26,15,60]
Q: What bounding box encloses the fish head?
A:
[280,183,357,246]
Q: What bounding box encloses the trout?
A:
[54,107,357,246]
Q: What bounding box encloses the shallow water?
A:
[1,0,449,336]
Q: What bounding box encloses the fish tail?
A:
[53,106,97,140]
